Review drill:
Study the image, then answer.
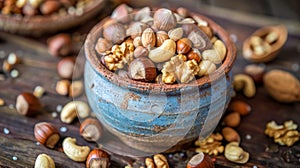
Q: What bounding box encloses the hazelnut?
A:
[40,1,60,15]
[56,80,71,96]
[177,38,192,54]
[133,46,149,58]
[128,57,157,82]
[111,3,132,23]
[153,8,176,31]
[86,149,110,168]
[2,60,13,72]
[95,38,112,54]
[57,57,75,79]
[34,122,60,148]
[48,33,72,57]
[16,92,42,117]
[80,118,103,142]
[103,22,126,44]
[7,52,21,65]
[186,152,214,168]
[187,48,201,63]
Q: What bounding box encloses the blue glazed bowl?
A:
[84,12,236,154]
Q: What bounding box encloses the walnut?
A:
[103,40,134,71]
[195,133,224,156]
[265,120,300,146]
[145,154,169,168]
[161,54,199,84]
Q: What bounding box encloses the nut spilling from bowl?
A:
[94,4,228,84]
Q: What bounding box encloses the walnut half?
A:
[265,120,300,146]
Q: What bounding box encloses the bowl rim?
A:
[0,0,105,35]
[84,10,236,93]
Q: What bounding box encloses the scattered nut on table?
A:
[224,142,249,164]
[33,86,45,98]
[80,118,103,142]
[62,137,90,162]
[60,101,90,123]
[86,149,110,168]
[228,100,251,116]
[222,112,241,127]
[186,152,214,168]
[263,69,300,103]
[222,127,241,143]
[265,120,300,146]
[233,74,256,98]
[34,153,55,168]
[195,133,224,156]
[34,122,60,149]
[48,33,72,57]
[16,92,42,117]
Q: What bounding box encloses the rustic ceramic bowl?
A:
[243,25,287,62]
[0,0,105,36]
[84,11,236,154]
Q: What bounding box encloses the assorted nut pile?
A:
[95,4,227,84]
[0,0,93,16]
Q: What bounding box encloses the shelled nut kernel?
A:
[60,101,90,123]
[222,127,241,143]
[233,74,256,98]
[69,80,83,98]
[34,122,60,149]
[34,154,55,168]
[56,80,71,96]
[195,133,224,156]
[57,57,76,79]
[62,137,90,162]
[224,142,249,164]
[265,120,300,146]
[33,86,45,98]
[228,100,251,116]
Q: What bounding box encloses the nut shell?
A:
[80,118,103,142]
[128,57,157,82]
[103,22,126,44]
[153,8,176,31]
[34,122,60,148]
[86,149,110,168]
[187,152,214,168]
[16,92,42,116]
[177,38,192,54]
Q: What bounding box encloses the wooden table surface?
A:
[1,1,300,167]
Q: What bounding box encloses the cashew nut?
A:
[62,137,90,162]
[34,154,55,168]
[233,74,256,98]
[224,142,249,164]
[60,101,90,123]
[213,39,227,62]
[148,39,176,63]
